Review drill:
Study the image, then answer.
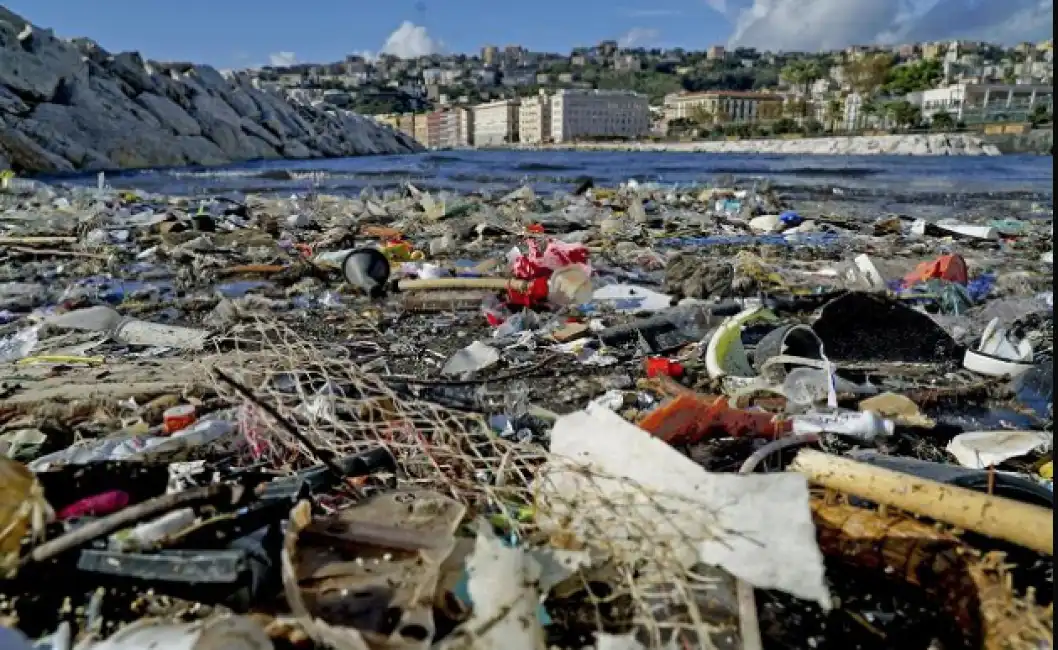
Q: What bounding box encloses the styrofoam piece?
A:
[946,430,1053,470]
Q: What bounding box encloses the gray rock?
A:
[0,118,74,172]
[135,92,201,136]
[174,135,229,166]
[0,84,29,115]
[0,7,421,173]
[280,139,313,158]
[106,51,157,94]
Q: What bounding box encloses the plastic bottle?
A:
[110,508,198,551]
[791,411,894,442]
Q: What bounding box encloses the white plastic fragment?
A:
[538,404,831,609]
[442,341,501,377]
[946,430,1053,470]
[0,326,39,362]
[594,633,652,650]
[445,522,546,650]
[79,615,272,650]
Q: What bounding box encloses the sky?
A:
[4,0,1053,69]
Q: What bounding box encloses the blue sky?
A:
[4,0,1052,68]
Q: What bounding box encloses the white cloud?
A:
[618,27,662,48]
[704,0,729,15]
[269,51,297,66]
[380,21,442,58]
[726,0,1053,51]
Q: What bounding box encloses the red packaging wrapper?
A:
[57,490,131,521]
[506,277,550,307]
[645,357,685,378]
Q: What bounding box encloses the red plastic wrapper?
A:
[506,277,550,307]
[644,357,685,378]
[57,490,131,521]
[510,239,590,280]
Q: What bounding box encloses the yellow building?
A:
[414,112,431,145]
[663,91,784,124]
[922,42,944,60]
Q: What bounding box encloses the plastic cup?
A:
[547,266,592,307]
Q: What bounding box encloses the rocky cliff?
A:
[0,7,421,174]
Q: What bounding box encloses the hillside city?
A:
[237,39,1056,149]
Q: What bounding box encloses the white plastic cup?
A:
[548,266,593,307]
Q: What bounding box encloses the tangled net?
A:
[207,315,746,649]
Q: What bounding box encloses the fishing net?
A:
[207,314,743,649]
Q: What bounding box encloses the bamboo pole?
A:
[790,449,1053,556]
[397,277,530,292]
[0,236,78,246]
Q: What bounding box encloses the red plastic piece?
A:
[903,253,969,287]
[506,277,550,307]
[637,393,791,445]
[57,490,131,521]
[644,357,685,378]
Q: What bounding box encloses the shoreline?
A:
[485,132,1005,156]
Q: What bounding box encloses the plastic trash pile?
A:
[0,173,1052,650]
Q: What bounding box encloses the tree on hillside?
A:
[781,59,825,118]
[931,110,955,131]
[883,59,943,95]
[844,54,893,96]
[1030,103,1053,126]
[886,100,922,129]
[825,98,844,131]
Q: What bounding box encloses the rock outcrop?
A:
[539,133,1003,156]
[0,6,421,173]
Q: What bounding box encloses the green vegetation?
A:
[931,110,955,130]
[883,59,942,95]
[884,100,922,128]
[594,70,683,103]
[349,95,416,115]
[1030,104,1053,127]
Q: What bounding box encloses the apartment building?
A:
[414,113,430,146]
[519,92,551,144]
[662,90,784,123]
[473,98,520,146]
[549,90,650,143]
[397,113,416,138]
[427,110,444,148]
[707,45,726,60]
[440,107,474,148]
[908,82,1054,124]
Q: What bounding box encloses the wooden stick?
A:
[25,484,239,565]
[397,277,530,292]
[790,449,1053,556]
[0,236,78,246]
[7,247,107,260]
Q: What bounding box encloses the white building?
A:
[473,99,520,146]
[519,92,551,144]
[550,89,650,143]
[907,82,1053,124]
[440,107,474,148]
